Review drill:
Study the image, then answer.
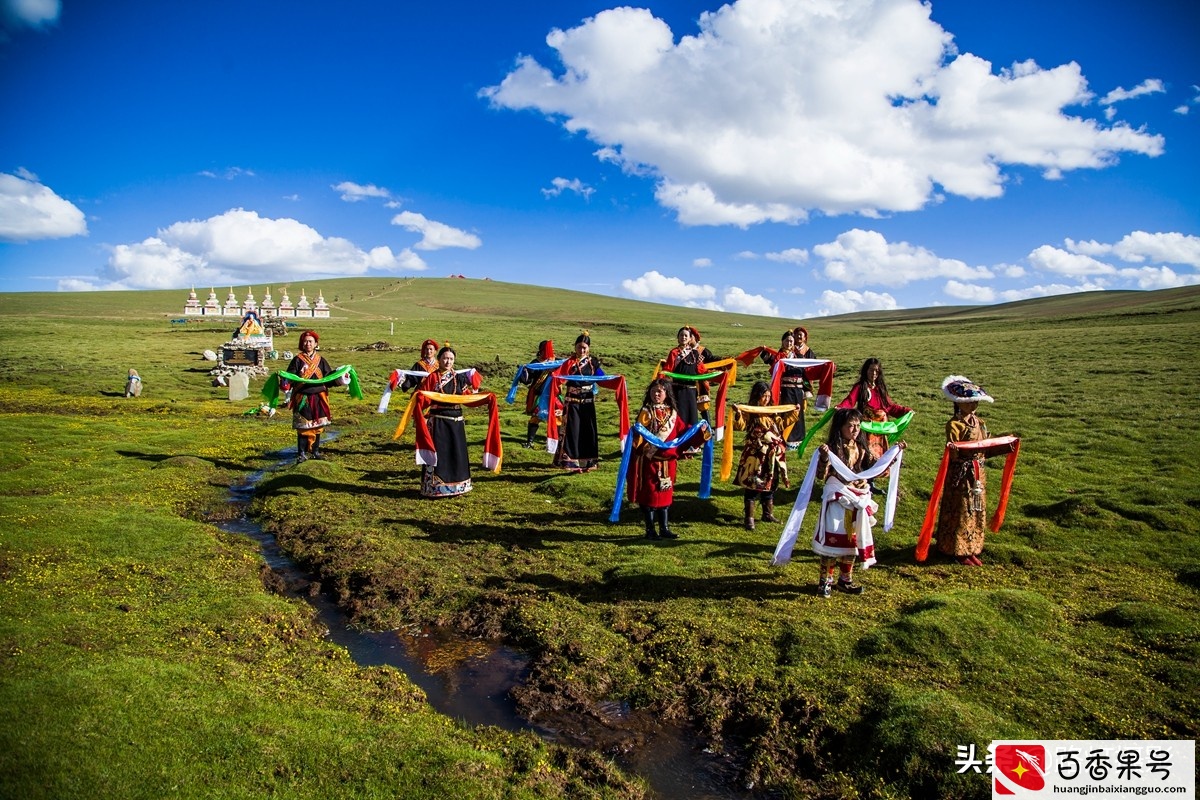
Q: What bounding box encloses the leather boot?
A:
[744,496,756,531]
[657,507,678,539]
[310,433,323,460]
[296,433,308,462]
[524,422,538,449]
[641,506,658,539]
[762,495,778,523]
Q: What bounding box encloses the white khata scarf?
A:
[770,444,905,566]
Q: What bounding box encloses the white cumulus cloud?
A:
[1028,245,1116,277]
[391,211,482,251]
[621,270,716,304]
[813,229,992,287]
[1100,79,1165,106]
[542,177,595,199]
[943,280,995,302]
[721,286,779,316]
[1068,231,1200,268]
[766,248,809,265]
[200,166,255,180]
[0,170,87,242]
[334,181,391,202]
[483,0,1163,226]
[619,271,779,315]
[60,208,425,291]
[1116,266,1200,290]
[816,288,899,316]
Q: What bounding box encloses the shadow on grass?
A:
[117,449,270,472]
[259,471,418,501]
[487,567,805,602]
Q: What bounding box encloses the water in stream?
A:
[224,454,756,800]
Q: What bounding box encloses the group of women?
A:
[272,326,1007,594]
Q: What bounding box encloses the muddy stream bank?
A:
[223,452,757,800]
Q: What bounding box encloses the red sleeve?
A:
[836,384,859,409]
[664,349,679,372]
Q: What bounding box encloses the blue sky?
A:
[1,0,1197,318]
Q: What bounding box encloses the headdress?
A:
[421,338,438,352]
[438,343,456,357]
[679,326,701,341]
[537,340,555,360]
[793,326,808,339]
[299,329,319,344]
[941,375,994,403]
[575,329,591,346]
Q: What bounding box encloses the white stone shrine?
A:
[181,286,332,318]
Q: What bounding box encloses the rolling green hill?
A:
[1,281,1198,800]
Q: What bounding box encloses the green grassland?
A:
[2,278,1198,799]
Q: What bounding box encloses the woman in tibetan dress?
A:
[837,357,911,477]
[628,378,690,539]
[399,338,440,391]
[663,326,708,441]
[283,329,343,462]
[934,375,994,565]
[812,408,877,597]
[733,381,801,530]
[552,332,604,472]
[760,326,817,448]
[418,346,479,498]
[517,339,556,448]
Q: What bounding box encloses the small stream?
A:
[222,450,756,800]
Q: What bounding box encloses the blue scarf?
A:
[609,419,713,522]
[504,359,567,421]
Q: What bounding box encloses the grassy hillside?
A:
[2,279,1198,799]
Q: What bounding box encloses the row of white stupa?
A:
[183,287,330,318]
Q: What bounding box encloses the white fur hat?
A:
[941,375,994,403]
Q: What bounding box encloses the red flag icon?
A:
[994,744,1046,794]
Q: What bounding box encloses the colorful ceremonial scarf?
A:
[862,410,915,444]
[915,435,1020,562]
[729,346,773,367]
[721,403,801,481]
[658,366,733,441]
[262,364,363,408]
[768,358,835,412]
[789,408,914,461]
[770,444,905,566]
[378,367,477,413]
[393,389,503,473]
[545,374,630,454]
[609,419,713,522]
[504,358,567,408]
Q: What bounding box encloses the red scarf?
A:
[393,389,503,472]
[915,435,1021,562]
[544,374,629,454]
[768,358,835,409]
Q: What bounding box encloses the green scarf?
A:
[262,365,363,408]
[795,408,915,456]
